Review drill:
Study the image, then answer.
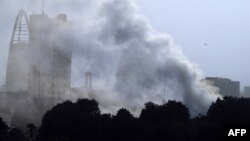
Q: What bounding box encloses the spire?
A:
[10,9,29,47]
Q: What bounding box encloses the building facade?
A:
[243,86,250,97]
[6,9,72,97]
[205,77,240,97]
[28,13,72,97]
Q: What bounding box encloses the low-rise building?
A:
[205,77,240,97]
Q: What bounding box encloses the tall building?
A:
[5,9,72,97]
[28,13,72,97]
[5,9,30,93]
[2,9,73,129]
[205,77,240,97]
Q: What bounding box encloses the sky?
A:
[0,0,250,90]
[136,0,250,90]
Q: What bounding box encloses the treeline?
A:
[1,97,250,141]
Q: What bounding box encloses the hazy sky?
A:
[136,0,250,90]
[1,0,250,90]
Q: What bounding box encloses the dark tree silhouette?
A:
[27,123,37,141]
[0,118,8,141]
[112,108,138,141]
[164,100,190,121]
[207,97,250,124]
[139,101,191,141]
[140,100,190,123]
[28,97,250,141]
[7,128,26,141]
[193,96,250,141]
[140,102,159,123]
[37,99,101,141]
[115,108,134,120]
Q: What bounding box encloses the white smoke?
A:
[69,0,221,115]
[0,0,222,120]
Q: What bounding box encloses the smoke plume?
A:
[0,0,222,127]
[69,0,221,115]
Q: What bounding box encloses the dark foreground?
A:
[1,96,250,141]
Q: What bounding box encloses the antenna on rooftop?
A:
[42,0,45,15]
[163,79,166,104]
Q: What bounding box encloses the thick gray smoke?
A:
[69,0,221,115]
[0,0,222,127]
